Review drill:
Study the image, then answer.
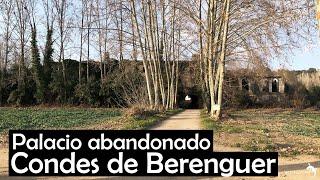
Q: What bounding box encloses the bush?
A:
[287,83,310,109]
[232,90,255,108]
[307,86,320,107]
[99,78,119,107]
[125,105,158,120]
[7,77,36,105]
[49,70,65,103]
[74,79,101,106]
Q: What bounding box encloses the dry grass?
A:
[202,108,320,157]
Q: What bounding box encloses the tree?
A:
[130,0,154,107]
[30,29,45,103]
[0,0,13,83]
[13,0,29,105]
[42,0,55,101]
[43,29,54,98]
[78,0,86,84]
[25,0,46,104]
[86,0,92,82]
[317,0,320,30]
[53,0,68,101]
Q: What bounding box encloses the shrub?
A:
[49,70,65,103]
[74,79,101,106]
[289,84,310,109]
[125,105,158,120]
[307,86,320,107]
[232,90,255,107]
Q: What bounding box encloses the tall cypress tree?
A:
[30,27,45,103]
[43,28,54,100]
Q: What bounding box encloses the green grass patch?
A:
[283,124,320,137]
[200,110,243,134]
[0,107,183,135]
[221,126,244,133]
[229,109,320,138]
[200,109,221,132]
[0,107,122,133]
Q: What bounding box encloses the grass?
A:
[0,107,122,133]
[0,107,182,133]
[200,109,221,131]
[123,109,183,130]
[201,108,320,157]
[0,107,183,145]
[200,109,244,134]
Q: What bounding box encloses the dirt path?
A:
[151,109,201,130]
[0,148,8,176]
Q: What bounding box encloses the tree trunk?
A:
[130,0,154,107]
[215,0,231,119]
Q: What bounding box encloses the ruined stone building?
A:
[236,75,286,104]
[236,69,320,105]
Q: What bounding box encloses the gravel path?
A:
[151,109,201,130]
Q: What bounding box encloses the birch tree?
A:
[130,0,154,107]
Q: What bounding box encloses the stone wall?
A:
[239,77,285,93]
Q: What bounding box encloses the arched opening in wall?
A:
[178,93,201,109]
[183,94,200,109]
[242,79,249,91]
[177,86,203,109]
[272,79,279,92]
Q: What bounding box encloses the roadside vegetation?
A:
[85,107,182,130]
[201,109,320,157]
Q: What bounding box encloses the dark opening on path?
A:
[178,94,201,109]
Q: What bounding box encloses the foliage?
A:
[7,74,35,105]
[43,28,54,100]
[286,83,310,109]
[30,29,45,103]
[232,90,255,108]
[99,62,148,107]
[49,70,65,103]
[125,105,158,120]
[307,86,320,107]
[75,79,101,105]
